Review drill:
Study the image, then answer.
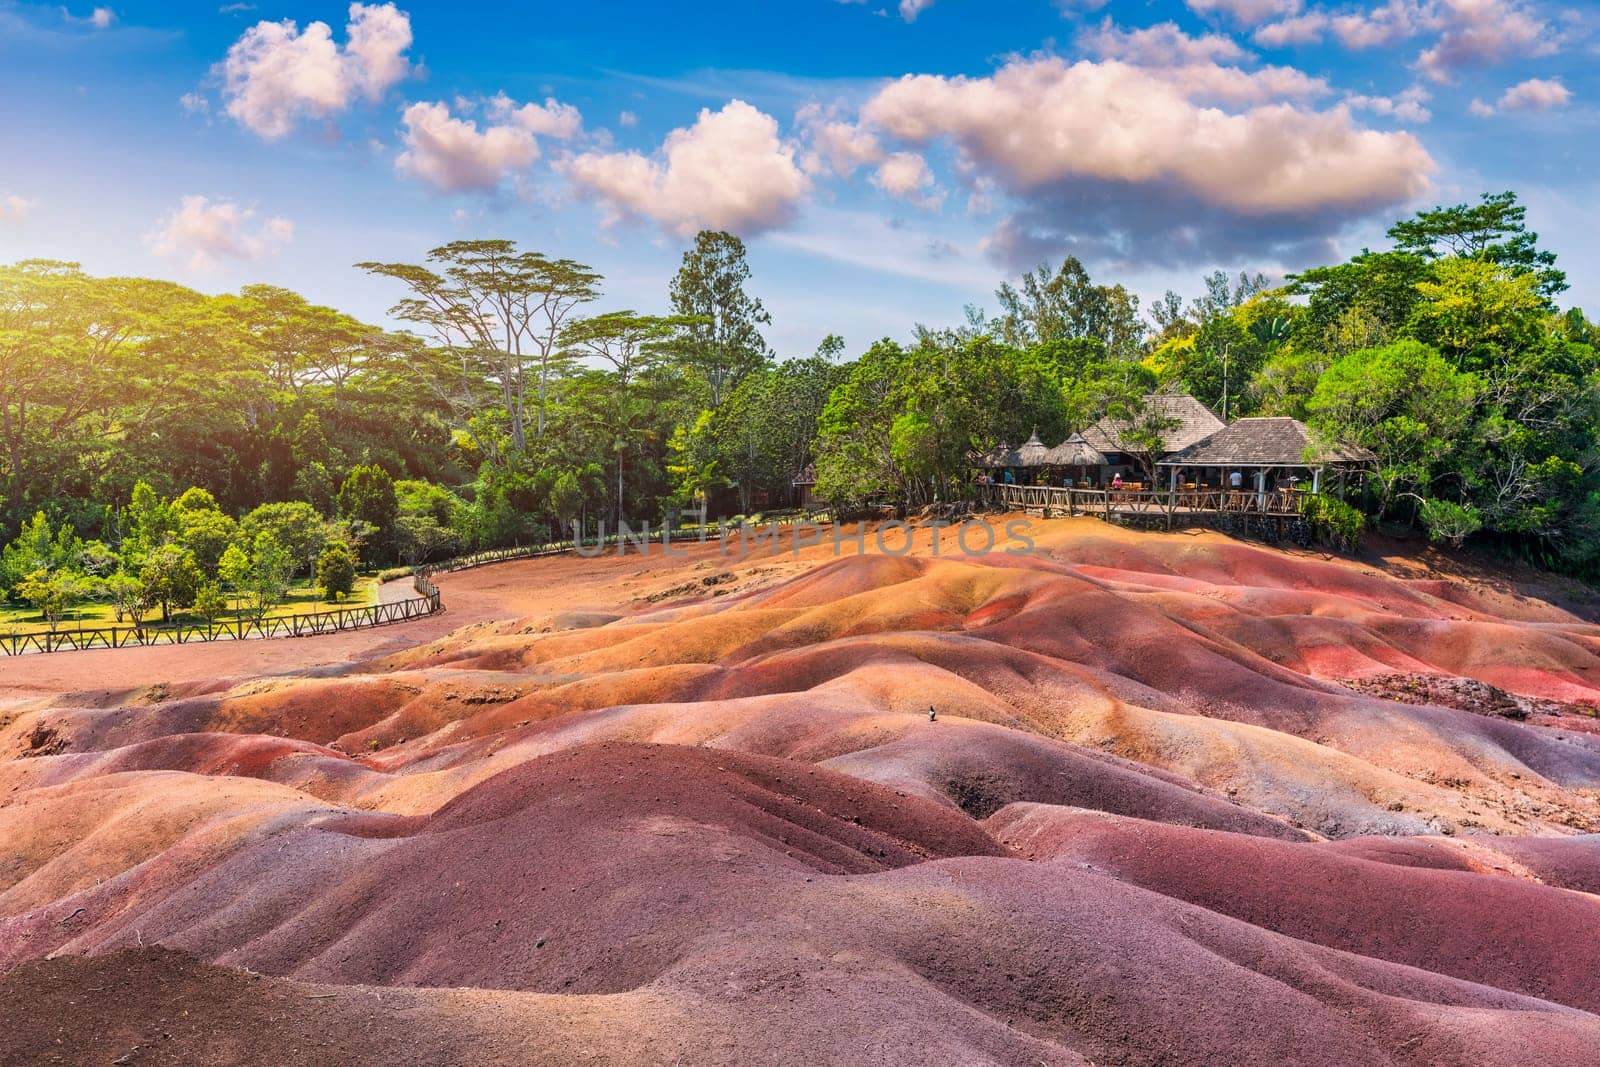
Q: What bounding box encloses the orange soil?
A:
[4,515,1600,1065]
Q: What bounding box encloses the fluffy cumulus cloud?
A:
[216,2,412,139]
[144,195,293,270]
[1472,76,1572,115]
[1418,0,1554,82]
[393,94,583,193]
[857,55,1434,267]
[898,0,935,21]
[564,100,809,237]
[0,194,32,223]
[871,152,942,209]
[1079,21,1329,104]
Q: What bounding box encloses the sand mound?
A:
[7,516,1600,1062]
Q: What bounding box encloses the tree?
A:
[217,542,251,613]
[1388,191,1566,298]
[563,312,686,523]
[1308,340,1480,516]
[16,568,92,631]
[669,231,770,407]
[1419,498,1483,548]
[316,541,358,601]
[995,257,1144,358]
[176,506,239,578]
[193,581,228,625]
[103,572,144,624]
[240,501,328,578]
[137,543,203,623]
[337,464,399,564]
[358,241,602,451]
[246,532,293,619]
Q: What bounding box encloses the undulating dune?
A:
[4,517,1600,1064]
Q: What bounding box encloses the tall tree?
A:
[994,257,1144,358]
[669,231,771,407]
[562,312,684,524]
[1388,190,1566,298]
[358,241,601,453]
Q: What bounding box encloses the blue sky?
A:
[0,0,1595,357]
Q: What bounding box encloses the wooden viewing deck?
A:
[988,483,1316,538]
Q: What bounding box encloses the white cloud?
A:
[1417,0,1554,82]
[144,195,293,270]
[858,54,1434,266]
[1499,76,1571,110]
[564,99,809,237]
[216,2,412,139]
[618,110,639,128]
[899,0,935,22]
[394,101,539,192]
[62,6,115,28]
[1347,84,1432,122]
[1078,20,1328,104]
[179,91,209,115]
[488,93,583,139]
[797,102,884,177]
[871,151,942,209]
[1331,0,1434,48]
[0,195,32,222]
[1082,19,1249,64]
[1253,12,1330,45]
[1472,76,1573,114]
[1186,0,1303,26]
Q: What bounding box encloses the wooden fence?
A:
[0,571,442,657]
[989,483,1316,542]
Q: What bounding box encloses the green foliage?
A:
[316,541,359,602]
[1307,341,1480,515]
[1419,498,1484,548]
[15,568,94,631]
[240,501,328,578]
[1301,495,1365,553]
[193,581,228,624]
[337,464,399,563]
[137,543,203,623]
[669,231,770,407]
[1388,191,1566,299]
[176,505,239,578]
[246,532,294,618]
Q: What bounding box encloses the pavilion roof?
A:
[1159,417,1376,467]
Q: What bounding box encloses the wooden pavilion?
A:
[1157,417,1374,499]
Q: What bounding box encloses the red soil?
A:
[5,516,1600,1064]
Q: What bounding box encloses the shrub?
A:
[1419,498,1482,548]
[317,541,358,602]
[1302,495,1365,553]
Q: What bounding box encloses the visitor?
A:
[1111,473,1123,490]
[1229,470,1243,490]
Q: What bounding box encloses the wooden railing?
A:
[0,571,442,657]
[989,483,1313,518]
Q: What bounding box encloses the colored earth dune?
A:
[4,518,1600,1065]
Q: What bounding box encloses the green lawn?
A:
[0,575,380,636]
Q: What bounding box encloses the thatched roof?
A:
[970,441,1013,469]
[1044,432,1108,467]
[1012,429,1052,467]
[1159,417,1376,468]
[1084,394,1224,455]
